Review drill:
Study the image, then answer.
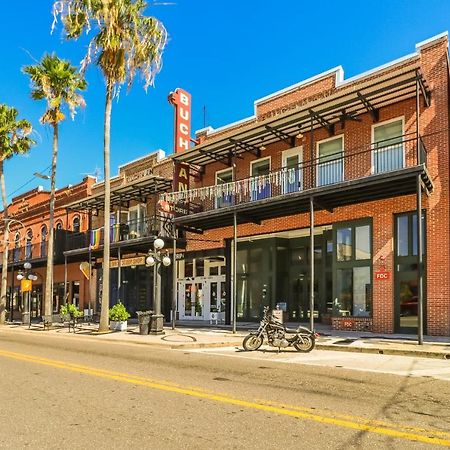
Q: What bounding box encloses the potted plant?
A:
[60,303,83,320]
[109,302,130,331]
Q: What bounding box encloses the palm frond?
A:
[23,53,87,123]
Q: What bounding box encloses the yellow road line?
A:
[1,349,449,447]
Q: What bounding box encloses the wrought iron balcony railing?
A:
[65,214,173,252]
[161,134,428,215]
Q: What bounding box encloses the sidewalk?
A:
[1,322,450,360]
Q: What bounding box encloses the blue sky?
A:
[0,0,449,200]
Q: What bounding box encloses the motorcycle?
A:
[242,306,317,352]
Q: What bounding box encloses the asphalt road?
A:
[0,332,449,449]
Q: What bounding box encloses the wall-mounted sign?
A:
[110,256,146,269]
[168,88,192,153]
[125,167,153,184]
[374,270,391,281]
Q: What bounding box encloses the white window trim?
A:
[371,116,405,174]
[250,156,271,200]
[250,156,271,176]
[282,146,303,192]
[316,135,344,187]
[215,167,233,208]
[215,167,233,184]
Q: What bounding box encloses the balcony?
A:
[65,214,174,252]
[0,229,67,267]
[165,135,433,230]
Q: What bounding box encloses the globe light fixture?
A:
[146,255,155,267]
[16,272,24,281]
[24,262,32,270]
[153,238,165,250]
[162,255,171,267]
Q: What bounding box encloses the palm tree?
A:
[24,54,86,319]
[0,105,35,325]
[53,0,167,332]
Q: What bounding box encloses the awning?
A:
[173,61,430,167]
[66,174,173,211]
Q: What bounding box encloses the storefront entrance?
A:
[236,230,333,322]
[178,276,226,321]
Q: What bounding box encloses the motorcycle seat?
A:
[284,327,299,333]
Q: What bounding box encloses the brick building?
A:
[163,33,450,335]
[0,177,94,320]
[64,150,177,318]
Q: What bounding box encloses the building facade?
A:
[0,177,94,320]
[163,33,450,335]
[64,150,179,318]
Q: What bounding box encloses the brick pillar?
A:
[372,210,394,333]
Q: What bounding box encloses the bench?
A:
[43,314,64,331]
[43,313,78,332]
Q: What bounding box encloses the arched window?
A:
[56,221,63,230]
[25,229,33,259]
[13,233,20,262]
[41,225,48,257]
[72,216,80,233]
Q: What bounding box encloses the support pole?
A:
[232,212,237,334]
[88,248,92,322]
[117,246,122,303]
[417,176,424,345]
[309,197,315,331]
[10,266,14,322]
[416,75,421,164]
[172,226,177,330]
[63,255,68,306]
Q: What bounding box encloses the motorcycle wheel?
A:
[243,334,263,351]
[294,335,315,353]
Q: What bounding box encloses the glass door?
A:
[396,267,419,331]
[282,147,302,193]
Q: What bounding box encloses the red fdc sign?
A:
[374,270,391,281]
[168,88,191,153]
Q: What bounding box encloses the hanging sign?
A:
[168,88,192,153]
[21,279,32,292]
[80,262,91,280]
[374,270,391,281]
[110,256,146,269]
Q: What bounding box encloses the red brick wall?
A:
[178,37,450,335]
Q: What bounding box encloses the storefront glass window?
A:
[337,227,352,261]
[355,225,371,260]
[397,215,409,256]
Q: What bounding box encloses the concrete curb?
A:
[2,325,450,358]
[316,343,450,360]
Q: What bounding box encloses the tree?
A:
[53,0,167,332]
[0,105,35,325]
[24,54,86,319]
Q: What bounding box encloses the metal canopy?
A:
[173,64,430,167]
[66,175,173,211]
[173,166,432,231]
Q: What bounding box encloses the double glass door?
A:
[178,277,226,320]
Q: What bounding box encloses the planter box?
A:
[110,320,128,331]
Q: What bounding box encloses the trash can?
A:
[136,310,153,335]
[22,312,30,326]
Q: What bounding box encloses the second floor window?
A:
[317,136,344,186]
[215,168,233,208]
[250,157,271,201]
[373,118,404,174]
[25,230,33,259]
[73,217,80,233]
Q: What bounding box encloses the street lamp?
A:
[146,238,171,334]
[16,262,38,328]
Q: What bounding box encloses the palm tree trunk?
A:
[0,159,9,325]
[99,82,113,332]
[44,123,59,317]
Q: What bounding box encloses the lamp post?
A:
[16,261,38,328]
[2,218,26,322]
[146,237,171,334]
